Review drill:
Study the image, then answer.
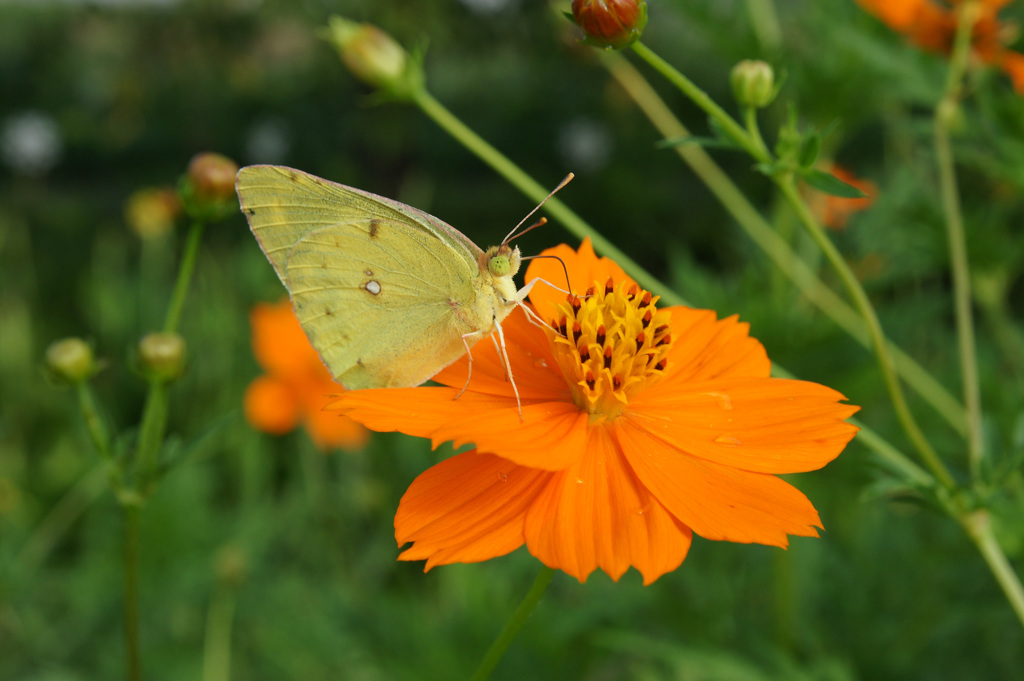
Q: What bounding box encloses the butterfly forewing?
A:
[236,165,483,284]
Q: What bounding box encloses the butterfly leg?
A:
[454,331,481,401]
[491,319,523,422]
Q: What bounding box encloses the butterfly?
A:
[236,165,563,414]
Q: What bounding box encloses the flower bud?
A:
[731,60,776,109]
[125,187,181,239]
[324,17,412,94]
[137,332,186,382]
[571,0,647,50]
[45,337,96,384]
[187,153,238,204]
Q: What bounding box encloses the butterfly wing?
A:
[285,218,484,389]
[236,165,492,389]
[236,165,484,283]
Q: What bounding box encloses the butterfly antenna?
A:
[506,217,547,244]
[520,254,572,294]
[502,173,574,245]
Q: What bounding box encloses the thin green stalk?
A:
[470,566,555,681]
[202,585,237,681]
[777,177,955,489]
[409,88,685,306]
[630,41,769,163]
[163,220,205,334]
[961,510,1024,629]
[935,0,984,477]
[77,381,114,462]
[124,504,142,681]
[601,52,967,438]
[743,0,782,52]
[135,382,169,495]
[17,464,108,571]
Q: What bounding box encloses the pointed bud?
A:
[731,60,776,109]
[323,17,418,97]
[137,332,186,383]
[45,337,96,384]
[571,0,647,50]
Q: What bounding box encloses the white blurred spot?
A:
[245,118,291,164]
[1,112,63,176]
[557,118,612,174]
[457,0,519,15]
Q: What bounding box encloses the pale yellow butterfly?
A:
[236,165,567,413]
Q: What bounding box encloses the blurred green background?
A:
[2,0,1024,679]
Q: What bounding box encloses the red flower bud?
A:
[572,0,647,50]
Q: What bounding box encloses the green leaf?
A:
[803,168,867,198]
[798,133,821,169]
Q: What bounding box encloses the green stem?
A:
[630,41,767,163]
[409,88,685,306]
[743,0,782,52]
[135,381,169,496]
[601,52,967,438]
[776,177,955,489]
[960,510,1024,630]
[469,566,555,681]
[202,584,237,681]
[124,504,142,681]
[743,106,769,158]
[76,381,114,462]
[163,220,205,334]
[936,0,984,477]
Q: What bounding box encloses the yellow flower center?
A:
[546,278,673,419]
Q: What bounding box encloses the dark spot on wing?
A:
[324,307,333,316]
[369,219,383,239]
[246,208,256,216]
[288,171,298,182]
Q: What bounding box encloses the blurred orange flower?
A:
[328,240,859,584]
[244,300,368,451]
[855,0,1024,93]
[816,165,878,230]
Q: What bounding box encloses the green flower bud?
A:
[731,60,776,109]
[323,17,415,96]
[571,0,647,50]
[137,332,186,383]
[45,337,96,384]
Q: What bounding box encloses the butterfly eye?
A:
[488,254,511,277]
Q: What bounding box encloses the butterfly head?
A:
[480,244,522,280]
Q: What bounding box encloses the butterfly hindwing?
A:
[285,217,482,389]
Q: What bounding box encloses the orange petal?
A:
[854,0,923,31]
[304,403,369,451]
[628,377,859,473]
[613,419,825,546]
[999,50,1024,94]
[328,387,590,470]
[395,451,547,569]
[523,427,692,584]
[244,375,302,435]
[250,300,323,377]
[660,308,771,382]
[429,306,572,400]
[524,238,634,322]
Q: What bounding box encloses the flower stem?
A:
[601,52,967,439]
[163,219,205,334]
[469,566,555,681]
[202,584,237,681]
[936,0,985,478]
[960,510,1024,630]
[630,41,768,163]
[409,88,685,306]
[135,381,170,495]
[776,176,955,489]
[743,0,782,52]
[123,503,142,681]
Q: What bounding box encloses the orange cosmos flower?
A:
[245,300,368,451]
[855,0,1024,93]
[328,240,859,584]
